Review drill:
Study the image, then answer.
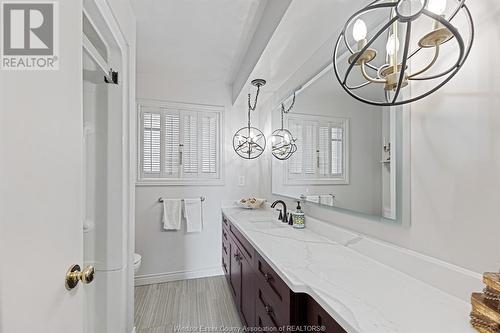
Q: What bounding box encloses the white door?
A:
[0,1,86,332]
[0,1,130,332]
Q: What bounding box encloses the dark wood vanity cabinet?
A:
[222,214,346,332]
[223,216,255,327]
[306,297,347,333]
[239,249,255,326]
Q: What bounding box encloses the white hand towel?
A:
[320,195,334,206]
[162,199,182,230]
[305,195,320,203]
[184,198,203,233]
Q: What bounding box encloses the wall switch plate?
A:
[238,176,245,186]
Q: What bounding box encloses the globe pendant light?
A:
[333,0,474,106]
[233,79,267,160]
[270,93,297,160]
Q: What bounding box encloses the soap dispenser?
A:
[292,201,305,229]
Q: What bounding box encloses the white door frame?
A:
[83,0,134,332]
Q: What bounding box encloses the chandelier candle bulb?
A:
[427,0,447,15]
[386,33,400,67]
[352,19,368,49]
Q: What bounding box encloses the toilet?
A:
[133,253,142,274]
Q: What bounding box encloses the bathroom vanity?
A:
[221,206,479,333]
[222,211,346,332]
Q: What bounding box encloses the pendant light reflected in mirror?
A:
[233,79,267,160]
[270,93,297,161]
[333,0,474,106]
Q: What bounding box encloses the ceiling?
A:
[130,0,376,106]
[131,0,264,85]
[238,0,377,106]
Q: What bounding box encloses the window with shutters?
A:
[286,114,349,185]
[138,101,224,185]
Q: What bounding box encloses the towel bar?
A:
[158,196,205,203]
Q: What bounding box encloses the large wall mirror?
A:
[272,65,411,225]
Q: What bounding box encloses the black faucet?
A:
[271,200,287,223]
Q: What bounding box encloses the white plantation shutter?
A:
[318,126,330,175]
[331,126,343,176]
[142,111,161,175]
[289,121,303,174]
[182,112,198,175]
[286,115,348,184]
[164,110,180,176]
[304,122,317,175]
[201,113,218,175]
[139,102,223,184]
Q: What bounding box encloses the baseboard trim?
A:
[134,266,224,286]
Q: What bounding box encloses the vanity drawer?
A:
[306,296,346,333]
[222,224,229,243]
[222,237,229,257]
[229,222,254,260]
[222,215,229,228]
[222,216,230,277]
[256,287,280,329]
[255,251,291,307]
[222,223,229,258]
[222,239,229,276]
[222,249,229,276]
[256,275,291,325]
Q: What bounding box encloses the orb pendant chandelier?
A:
[333,0,474,106]
[233,79,267,160]
[270,93,297,160]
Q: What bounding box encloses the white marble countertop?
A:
[221,206,475,333]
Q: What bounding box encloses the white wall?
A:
[135,74,261,283]
[260,0,500,274]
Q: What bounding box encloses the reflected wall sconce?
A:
[270,93,297,160]
[233,79,267,160]
[333,0,474,106]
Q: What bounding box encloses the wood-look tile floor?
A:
[135,276,243,333]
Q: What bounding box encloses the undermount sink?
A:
[248,217,286,230]
[249,217,277,222]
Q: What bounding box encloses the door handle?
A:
[65,264,95,290]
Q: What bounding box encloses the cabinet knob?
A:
[264,272,273,282]
[265,305,273,315]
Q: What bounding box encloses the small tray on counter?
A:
[236,198,266,210]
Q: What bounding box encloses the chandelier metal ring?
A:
[270,128,297,160]
[233,126,266,160]
[333,0,474,106]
